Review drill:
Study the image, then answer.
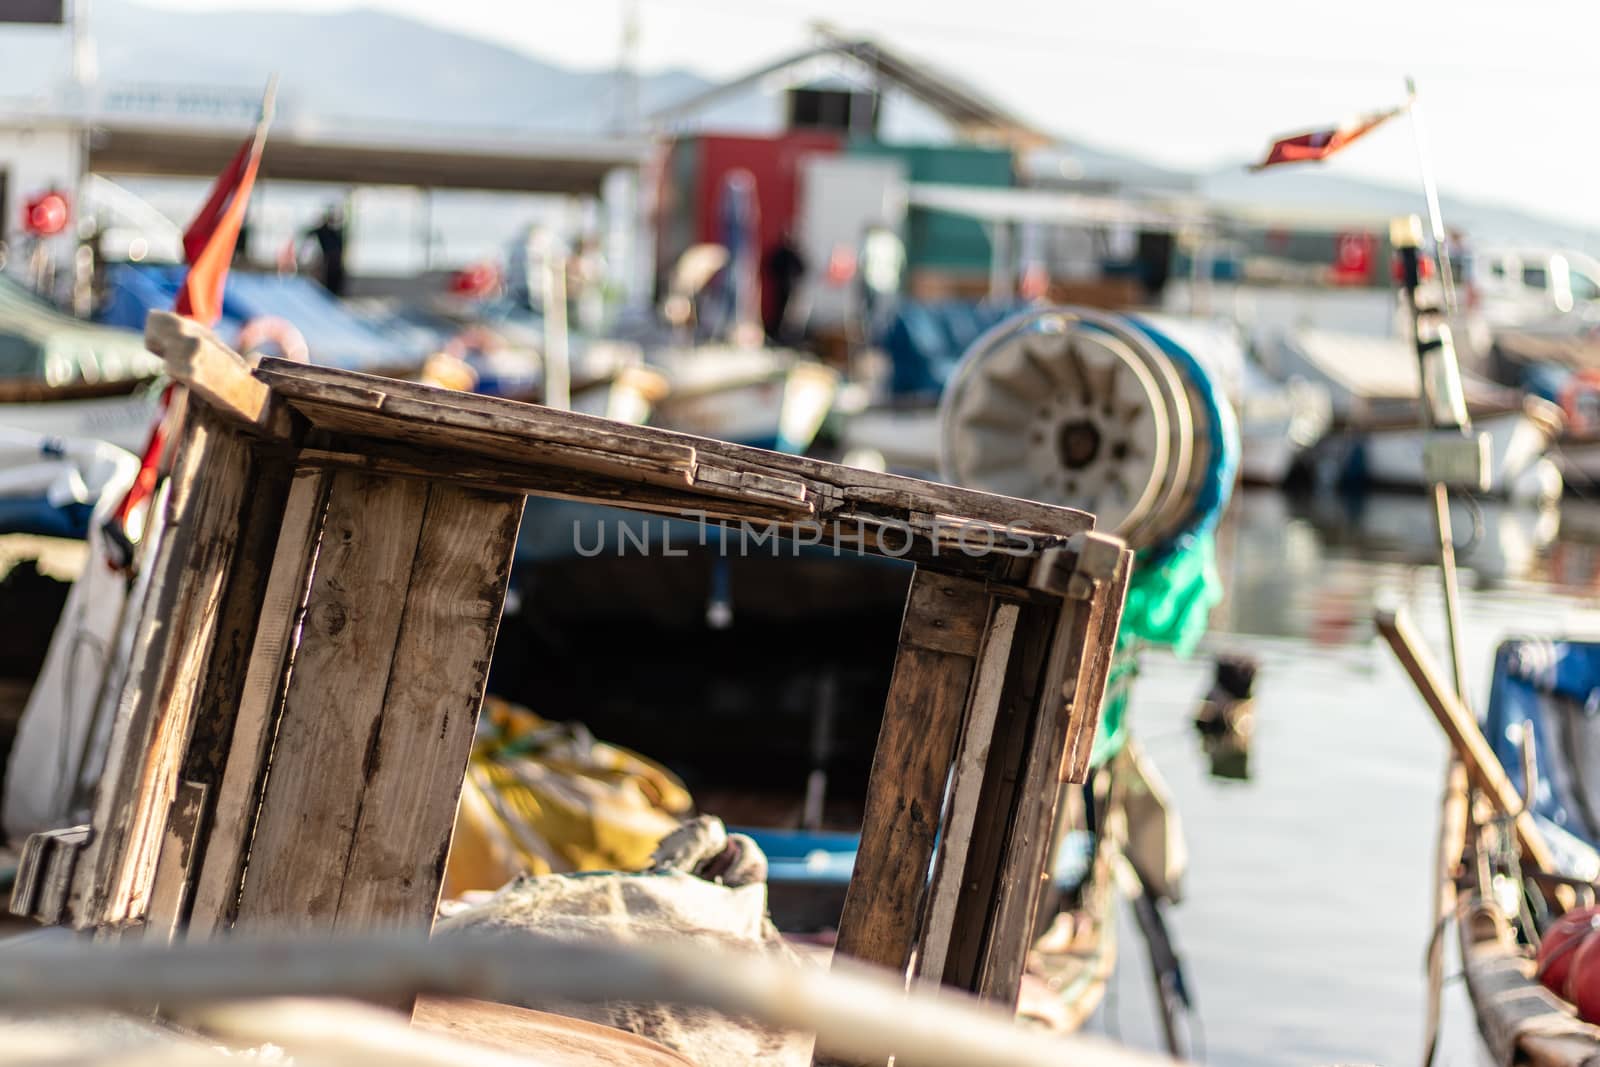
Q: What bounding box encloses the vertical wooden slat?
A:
[333,483,523,931]
[70,407,260,929]
[832,568,988,975]
[185,467,331,937]
[913,599,1020,987]
[976,560,1132,1001]
[144,781,208,943]
[1061,553,1132,784]
[234,471,430,927]
[937,597,1059,993]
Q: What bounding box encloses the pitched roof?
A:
[649,27,1050,148]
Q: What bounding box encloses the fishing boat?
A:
[1382,615,1600,1067]
[1235,364,1332,486]
[1374,216,1600,1067]
[0,274,163,452]
[1267,327,1564,502]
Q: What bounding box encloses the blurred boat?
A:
[98,264,426,376]
[648,344,839,453]
[1295,489,1558,585]
[0,275,163,452]
[1386,623,1600,1067]
[1268,327,1563,501]
[1235,364,1331,486]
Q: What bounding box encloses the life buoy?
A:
[1558,369,1600,437]
[443,325,507,361]
[236,316,310,365]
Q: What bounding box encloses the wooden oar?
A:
[1375,607,1556,875]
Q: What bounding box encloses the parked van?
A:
[1465,246,1600,327]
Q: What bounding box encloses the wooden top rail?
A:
[145,311,1095,580]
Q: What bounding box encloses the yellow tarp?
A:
[442,697,694,898]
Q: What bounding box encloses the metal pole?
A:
[1400,81,1472,702]
[1404,77,1458,319]
[537,231,571,411]
[1401,82,1474,1067]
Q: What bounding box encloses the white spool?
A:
[939,307,1205,552]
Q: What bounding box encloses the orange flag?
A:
[174,84,273,325]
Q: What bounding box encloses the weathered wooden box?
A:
[13,312,1130,1008]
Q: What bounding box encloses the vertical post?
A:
[538,232,571,412]
[1404,78,1458,319]
[1398,90,1477,1062]
[832,568,989,975]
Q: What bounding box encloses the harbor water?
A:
[1099,488,1600,1065]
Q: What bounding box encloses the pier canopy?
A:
[86,118,648,195]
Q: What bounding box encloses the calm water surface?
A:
[1096,488,1600,1066]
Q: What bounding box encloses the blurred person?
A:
[857,222,905,343]
[234,219,252,267]
[303,206,348,296]
[762,229,806,343]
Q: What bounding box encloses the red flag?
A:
[1250,105,1406,171]
[104,84,274,571]
[174,132,264,325]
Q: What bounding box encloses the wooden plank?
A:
[900,572,989,656]
[1376,608,1557,874]
[7,831,46,918]
[144,781,208,942]
[974,592,1097,1003]
[142,450,306,937]
[35,826,90,925]
[145,311,288,436]
[1061,548,1133,783]
[69,407,260,929]
[11,825,91,924]
[290,399,700,491]
[333,483,522,931]
[832,569,989,975]
[915,600,1020,988]
[938,597,1060,993]
[258,366,700,468]
[254,357,1095,541]
[186,467,331,937]
[297,441,812,523]
[182,468,329,934]
[234,471,430,928]
[302,440,1045,581]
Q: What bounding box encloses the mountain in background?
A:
[1198,164,1600,250]
[0,0,1592,250]
[0,0,712,132]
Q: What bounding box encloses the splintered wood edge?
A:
[253,357,1098,540]
[145,311,290,437]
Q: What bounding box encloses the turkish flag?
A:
[1250,105,1405,171]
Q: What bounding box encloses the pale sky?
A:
[142,0,1600,228]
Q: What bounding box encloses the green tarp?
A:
[1088,532,1223,769]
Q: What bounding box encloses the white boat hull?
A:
[651,360,839,453]
[1359,408,1561,502]
[0,389,162,453]
[1238,427,1301,485]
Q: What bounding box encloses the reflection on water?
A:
[1095,488,1600,1066]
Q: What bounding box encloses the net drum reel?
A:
[938,306,1238,559]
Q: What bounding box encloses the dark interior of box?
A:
[490,548,914,832]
